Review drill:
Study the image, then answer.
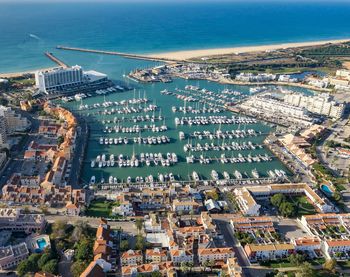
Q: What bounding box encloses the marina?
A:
[60,79,291,185]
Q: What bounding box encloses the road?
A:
[214,219,252,277]
[45,215,137,234]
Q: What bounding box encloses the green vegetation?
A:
[234,231,254,246]
[85,198,120,218]
[301,43,350,57]
[206,189,219,201]
[17,246,59,276]
[135,234,151,251]
[270,194,316,218]
[57,135,64,146]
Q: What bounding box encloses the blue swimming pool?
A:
[321,184,333,196]
[37,238,47,250]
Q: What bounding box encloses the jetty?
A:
[44,52,68,68]
[56,45,178,62]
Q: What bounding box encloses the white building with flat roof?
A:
[35,65,83,93]
[0,243,29,270]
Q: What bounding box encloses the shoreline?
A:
[147,38,350,60]
[0,67,55,78]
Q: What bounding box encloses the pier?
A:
[56,45,178,62]
[44,52,68,68]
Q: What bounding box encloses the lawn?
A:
[288,195,317,216]
[260,260,294,268]
[85,199,117,218]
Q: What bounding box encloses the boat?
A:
[159,174,164,183]
[251,169,260,179]
[223,171,230,180]
[192,171,199,182]
[211,170,219,181]
[127,176,131,183]
[99,137,104,145]
[90,176,96,185]
[91,160,95,168]
[108,176,113,184]
[234,170,242,179]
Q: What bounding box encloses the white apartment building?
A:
[0,116,7,149]
[170,249,194,265]
[0,209,46,234]
[244,96,312,122]
[172,199,199,213]
[235,73,277,82]
[291,237,321,254]
[0,106,30,134]
[233,187,261,216]
[244,243,295,261]
[336,69,350,80]
[0,243,29,270]
[120,250,143,266]
[198,247,235,264]
[321,239,350,259]
[35,66,83,93]
[284,93,345,119]
[112,200,134,217]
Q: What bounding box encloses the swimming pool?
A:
[36,238,47,250]
[321,184,333,196]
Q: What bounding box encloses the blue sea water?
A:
[1,1,350,73]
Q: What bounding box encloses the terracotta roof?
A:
[198,247,234,255]
[80,261,105,277]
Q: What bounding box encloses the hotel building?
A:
[35,66,83,93]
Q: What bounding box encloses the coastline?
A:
[0,67,55,78]
[147,38,350,60]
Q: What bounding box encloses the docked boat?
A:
[192,171,199,182]
[91,160,95,168]
[223,171,230,180]
[234,170,242,179]
[211,170,219,181]
[90,176,96,185]
[251,169,260,179]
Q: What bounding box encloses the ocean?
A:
[1,1,350,73]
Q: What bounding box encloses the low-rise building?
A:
[0,243,29,270]
[121,250,143,266]
[170,249,193,265]
[145,248,168,263]
[172,199,200,214]
[244,243,295,261]
[0,209,46,234]
[321,239,350,259]
[198,247,235,264]
[227,257,243,277]
[121,262,175,277]
[230,216,275,232]
[112,200,134,217]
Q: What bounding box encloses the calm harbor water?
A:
[63,79,300,184]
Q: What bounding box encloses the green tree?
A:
[270,193,286,207]
[333,191,342,202]
[288,253,305,266]
[38,253,52,269]
[51,220,67,239]
[180,261,189,274]
[296,262,315,277]
[279,201,295,217]
[75,238,93,261]
[120,240,130,251]
[150,272,162,277]
[135,235,146,251]
[42,259,58,275]
[135,218,144,234]
[57,135,64,146]
[71,261,89,277]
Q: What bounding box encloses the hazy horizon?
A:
[1,0,350,3]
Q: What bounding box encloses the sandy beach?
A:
[148,39,350,61]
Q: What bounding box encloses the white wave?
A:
[29,33,41,40]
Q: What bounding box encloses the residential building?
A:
[145,248,168,263]
[230,216,275,232]
[121,250,143,266]
[233,187,261,216]
[0,116,8,149]
[227,258,243,277]
[172,199,200,214]
[66,202,80,216]
[112,200,134,217]
[198,247,235,264]
[0,209,46,233]
[0,106,30,134]
[284,92,345,119]
[80,259,110,277]
[291,237,321,257]
[244,243,294,261]
[321,239,350,259]
[121,262,175,277]
[170,249,194,265]
[0,243,29,270]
